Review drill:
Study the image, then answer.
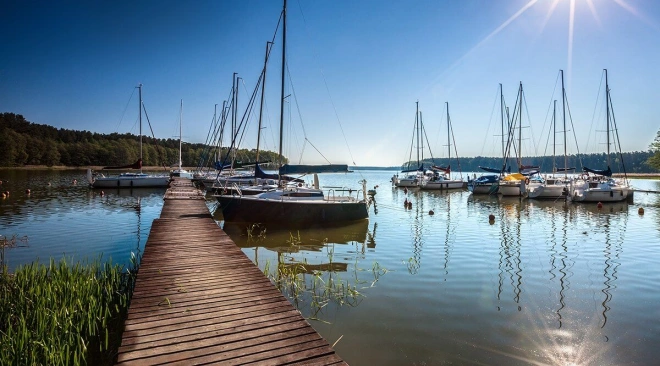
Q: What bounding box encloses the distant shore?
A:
[0,165,189,171]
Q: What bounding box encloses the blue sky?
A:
[2,0,659,167]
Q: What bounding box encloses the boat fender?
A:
[639,207,645,215]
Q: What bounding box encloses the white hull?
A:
[570,180,631,202]
[420,180,464,190]
[91,175,170,188]
[499,182,526,197]
[528,183,568,200]
[394,178,419,188]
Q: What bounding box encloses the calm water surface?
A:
[2,169,660,365]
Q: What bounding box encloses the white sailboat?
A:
[528,70,573,200]
[570,69,631,202]
[216,0,369,225]
[393,101,426,188]
[420,102,465,190]
[87,84,171,188]
[171,99,193,179]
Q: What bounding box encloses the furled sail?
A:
[279,164,350,175]
[583,166,612,177]
[432,165,451,174]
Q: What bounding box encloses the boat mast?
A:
[278,0,287,182]
[500,83,504,162]
[605,68,611,168]
[179,99,183,171]
[138,83,143,173]
[446,102,451,168]
[416,101,420,168]
[518,82,522,171]
[552,99,556,175]
[560,69,568,179]
[255,41,272,184]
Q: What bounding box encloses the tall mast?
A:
[415,101,420,167]
[179,99,183,170]
[446,102,450,163]
[560,69,568,179]
[278,0,287,173]
[500,83,504,160]
[605,68,611,168]
[138,83,143,173]
[419,110,424,164]
[518,82,522,169]
[256,41,272,181]
[552,99,556,174]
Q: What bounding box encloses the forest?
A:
[1,112,658,173]
[0,113,282,169]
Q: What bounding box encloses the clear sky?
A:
[2,0,659,167]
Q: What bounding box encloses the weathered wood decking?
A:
[116,178,346,365]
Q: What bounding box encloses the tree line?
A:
[0,113,283,169]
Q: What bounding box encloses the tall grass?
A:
[0,255,137,365]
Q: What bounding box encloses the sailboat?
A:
[420,102,465,190]
[171,99,193,179]
[87,84,171,188]
[570,69,631,202]
[216,0,369,225]
[498,82,532,197]
[393,101,426,188]
[528,70,573,200]
[468,84,507,195]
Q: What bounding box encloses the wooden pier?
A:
[116,178,346,365]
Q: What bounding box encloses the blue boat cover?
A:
[279,164,350,175]
[582,166,612,177]
[479,166,502,174]
[583,166,612,177]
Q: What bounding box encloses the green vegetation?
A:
[0,113,283,168]
[647,130,660,171]
[0,254,137,365]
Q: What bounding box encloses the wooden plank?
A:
[116,178,344,365]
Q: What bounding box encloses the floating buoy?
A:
[100,191,105,197]
[1,192,5,199]
[3,191,8,197]
[404,187,408,194]
[407,201,413,209]
[429,210,434,215]
[489,214,495,222]
[638,207,645,215]
[25,189,30,195]
[404,198,408,207]
[73,179,77,185]
[47,182,51,186]
[597,202,603,209]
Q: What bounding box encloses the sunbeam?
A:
[613,0,660,31]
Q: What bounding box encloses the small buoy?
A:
[638,207,645,215]
[25,189,30,195]
[597,202,603,209]
[1,192,5,199]
[73,179,77,185]
[3,191,8,197]
[489,214,495,222]
[429,210,434,215]
[407,202,412,209]
[404,187,408,194]
[47,182,51,186]
[100,191,105,197]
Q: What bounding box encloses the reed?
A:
[0,256,137,365]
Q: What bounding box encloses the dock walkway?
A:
[116,178,346,365]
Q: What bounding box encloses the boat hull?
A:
[528,184,568,200]
[468,183,497,195]
[570,183,630,202]
[420,180,465,190]
[499,182,526,197]
[91,176,171,188]
[216,195,369,224]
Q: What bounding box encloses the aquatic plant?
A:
[0,256,137,365]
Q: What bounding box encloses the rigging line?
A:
[283,61,305,165]
[293,0,359,169]
[114,87,137,133]
[448,113,463,178]
[141,102,167,170]
[304,137,331,164]
[587,71,606,153]
[482,85,500,157]
[565,93,584,170]
[421,118,435,165]
[522,87,539,157]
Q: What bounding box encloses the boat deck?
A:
[116,178,346,365]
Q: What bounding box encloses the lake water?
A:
[2,169,659,365]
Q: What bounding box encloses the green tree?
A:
[648,130,660,171]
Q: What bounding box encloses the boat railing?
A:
[232,182,243,197]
